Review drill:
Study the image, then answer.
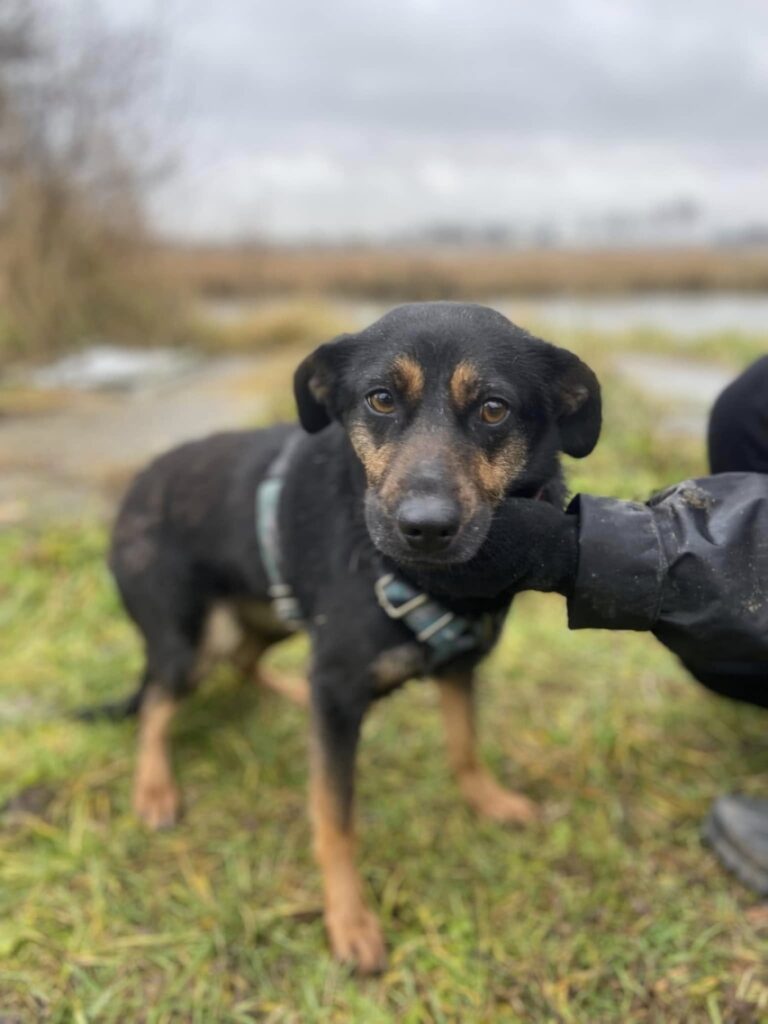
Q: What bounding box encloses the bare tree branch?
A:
[0,0,177,357]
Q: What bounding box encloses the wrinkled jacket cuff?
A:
[567,495,666,631]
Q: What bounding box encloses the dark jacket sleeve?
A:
[567,473,768,671]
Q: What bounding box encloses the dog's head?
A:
[294,302,600,567]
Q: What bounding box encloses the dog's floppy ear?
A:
[293,334,355,433]
[548,347,602,458]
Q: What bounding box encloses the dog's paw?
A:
[326,907,388,975]
[460,771,538,825]
[478,788,538,825]
[133,776,181,830]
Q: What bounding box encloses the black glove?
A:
[409,498,579,601]
[484,497,579,597]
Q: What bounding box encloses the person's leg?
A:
[702,354,768,894]
[707,354,768,474]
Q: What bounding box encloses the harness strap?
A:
[375,572,504,670]
[256,433,304,628]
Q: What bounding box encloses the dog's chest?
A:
[370,642,430,695]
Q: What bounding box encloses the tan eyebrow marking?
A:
[391,355,425,402]
[449,361,481,409]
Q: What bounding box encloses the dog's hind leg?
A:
[109,536,209,828]
[230,630,309,707]
[131,632,200,830]
[231,609,309,708]
[133,684,181,830]
[436,670,537,825]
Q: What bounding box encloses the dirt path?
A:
[0,337,738,529]
[0,353,272,527]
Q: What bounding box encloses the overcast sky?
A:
[98,0,768,241]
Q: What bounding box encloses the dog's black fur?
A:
[106,302,601,972]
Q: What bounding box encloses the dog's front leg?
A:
[436,670,537,824]
[309,687,386,974]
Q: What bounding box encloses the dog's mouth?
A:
[364,494,492,569]
[376,540,473,568]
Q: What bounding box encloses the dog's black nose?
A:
[396,497,460,553]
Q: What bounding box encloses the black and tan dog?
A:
[105,302,600,972]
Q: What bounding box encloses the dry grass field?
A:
[157,243,768,301]
[4,241,768,363]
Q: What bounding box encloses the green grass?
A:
[2,332,768,1022]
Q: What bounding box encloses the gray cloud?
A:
[107,0,768,238]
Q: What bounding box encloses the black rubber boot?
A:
[703,795,768,896]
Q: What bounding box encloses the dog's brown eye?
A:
[480,399,509,425]
[366,389,396,415]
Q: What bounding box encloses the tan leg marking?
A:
[309,737,386,974]
[133,692,181,830]
[230,619,309,707]
[437,672,537,824]
[257,666,310,708]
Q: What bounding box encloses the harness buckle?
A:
[374,574,430,619]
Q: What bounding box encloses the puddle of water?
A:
[497,292,768,338]
[29,344,197,392]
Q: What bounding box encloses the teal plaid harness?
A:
[255,433,505,669]
[373,573,504,670]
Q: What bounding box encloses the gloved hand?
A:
[484,497,579,596]
[409,497,579,601]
